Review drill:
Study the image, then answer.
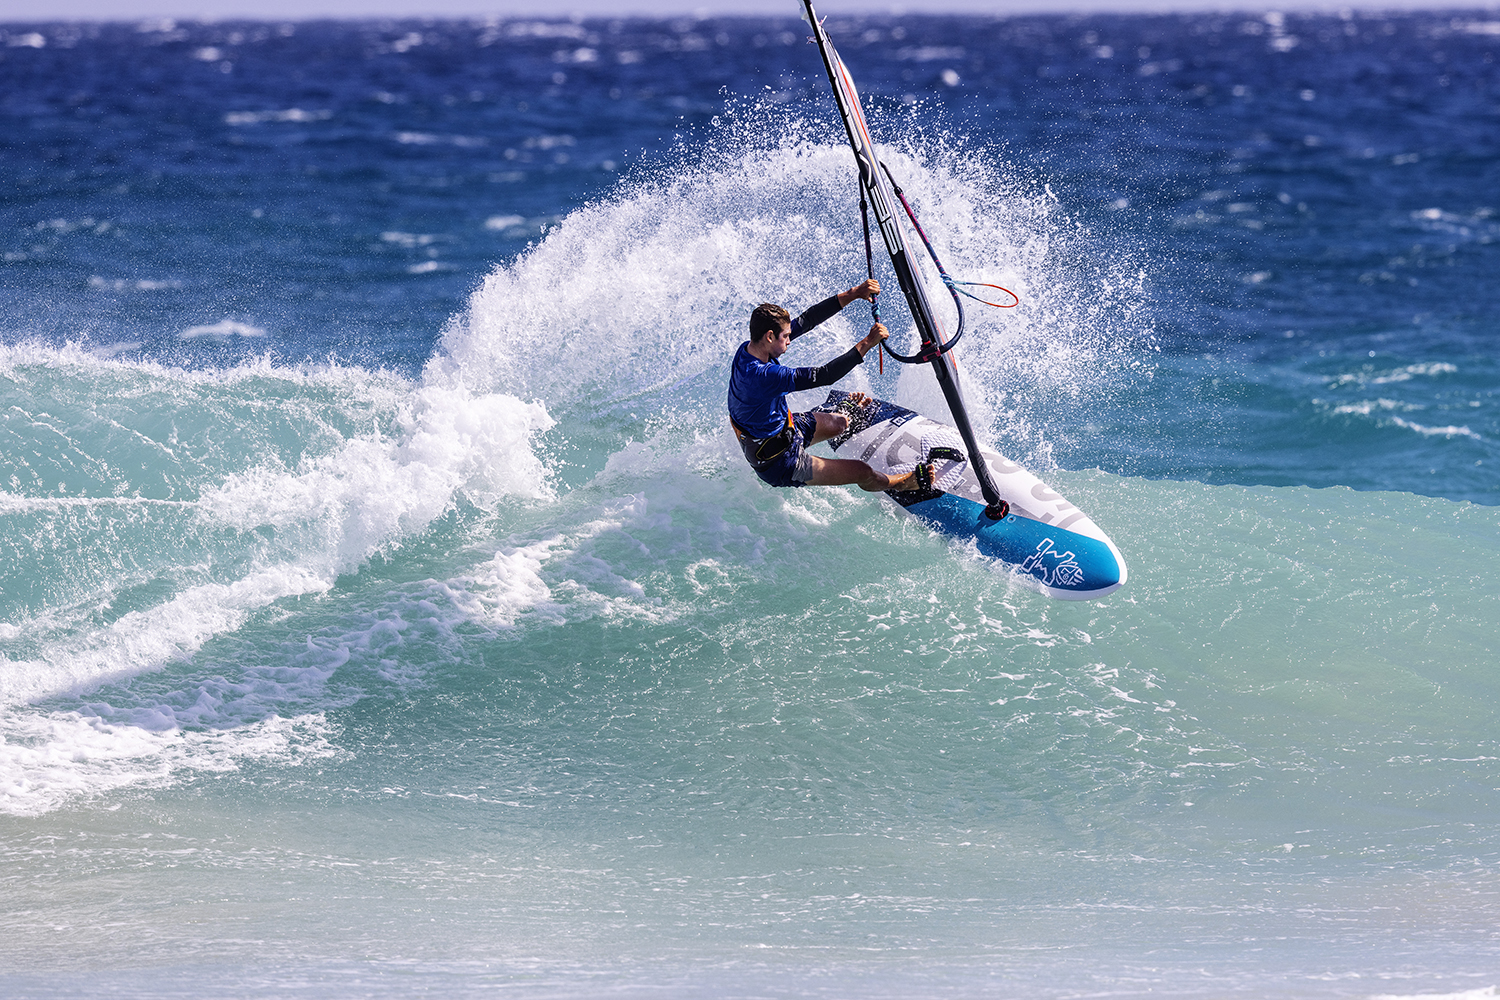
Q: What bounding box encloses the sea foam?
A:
[0,344,555,814]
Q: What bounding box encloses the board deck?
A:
[818,390,1127,600]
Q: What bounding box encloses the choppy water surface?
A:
[1,12,1497,999]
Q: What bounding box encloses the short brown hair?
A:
[749,303,790,342]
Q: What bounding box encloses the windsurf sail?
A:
[800,0,1010,520]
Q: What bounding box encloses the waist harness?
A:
[729,412,796,469]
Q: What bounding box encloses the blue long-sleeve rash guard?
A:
[727,295,866,438]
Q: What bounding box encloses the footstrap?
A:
[926,446,1009,519]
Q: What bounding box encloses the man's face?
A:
[765,322,793,360]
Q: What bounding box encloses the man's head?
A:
[749,303,790,343]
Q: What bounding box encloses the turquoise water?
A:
[3,13,1499,998]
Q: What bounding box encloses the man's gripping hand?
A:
[839,278,881,308]
[855,323,888,357]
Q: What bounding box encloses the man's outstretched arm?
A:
[791,323,888,390]
[789,279,881,340]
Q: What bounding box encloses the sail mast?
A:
[800,0,1009,519]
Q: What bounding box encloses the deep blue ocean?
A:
[2,10,1498,999]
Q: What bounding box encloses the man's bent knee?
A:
[809,411,848,444]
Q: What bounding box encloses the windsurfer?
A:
[727,278,930,492]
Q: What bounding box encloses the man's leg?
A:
[800,454,917,493]
[807,410,848,446]
[800,408,920,492]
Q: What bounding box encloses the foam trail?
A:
[0,566,326,707]
[0,711,338,818]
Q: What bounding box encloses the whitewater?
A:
[2,12,1498,999]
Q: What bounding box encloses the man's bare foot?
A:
[884,464,931,492]
[839,391,872,420]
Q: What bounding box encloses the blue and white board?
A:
[819,390,1127,600]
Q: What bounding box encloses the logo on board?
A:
[1020,538,1084,589]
